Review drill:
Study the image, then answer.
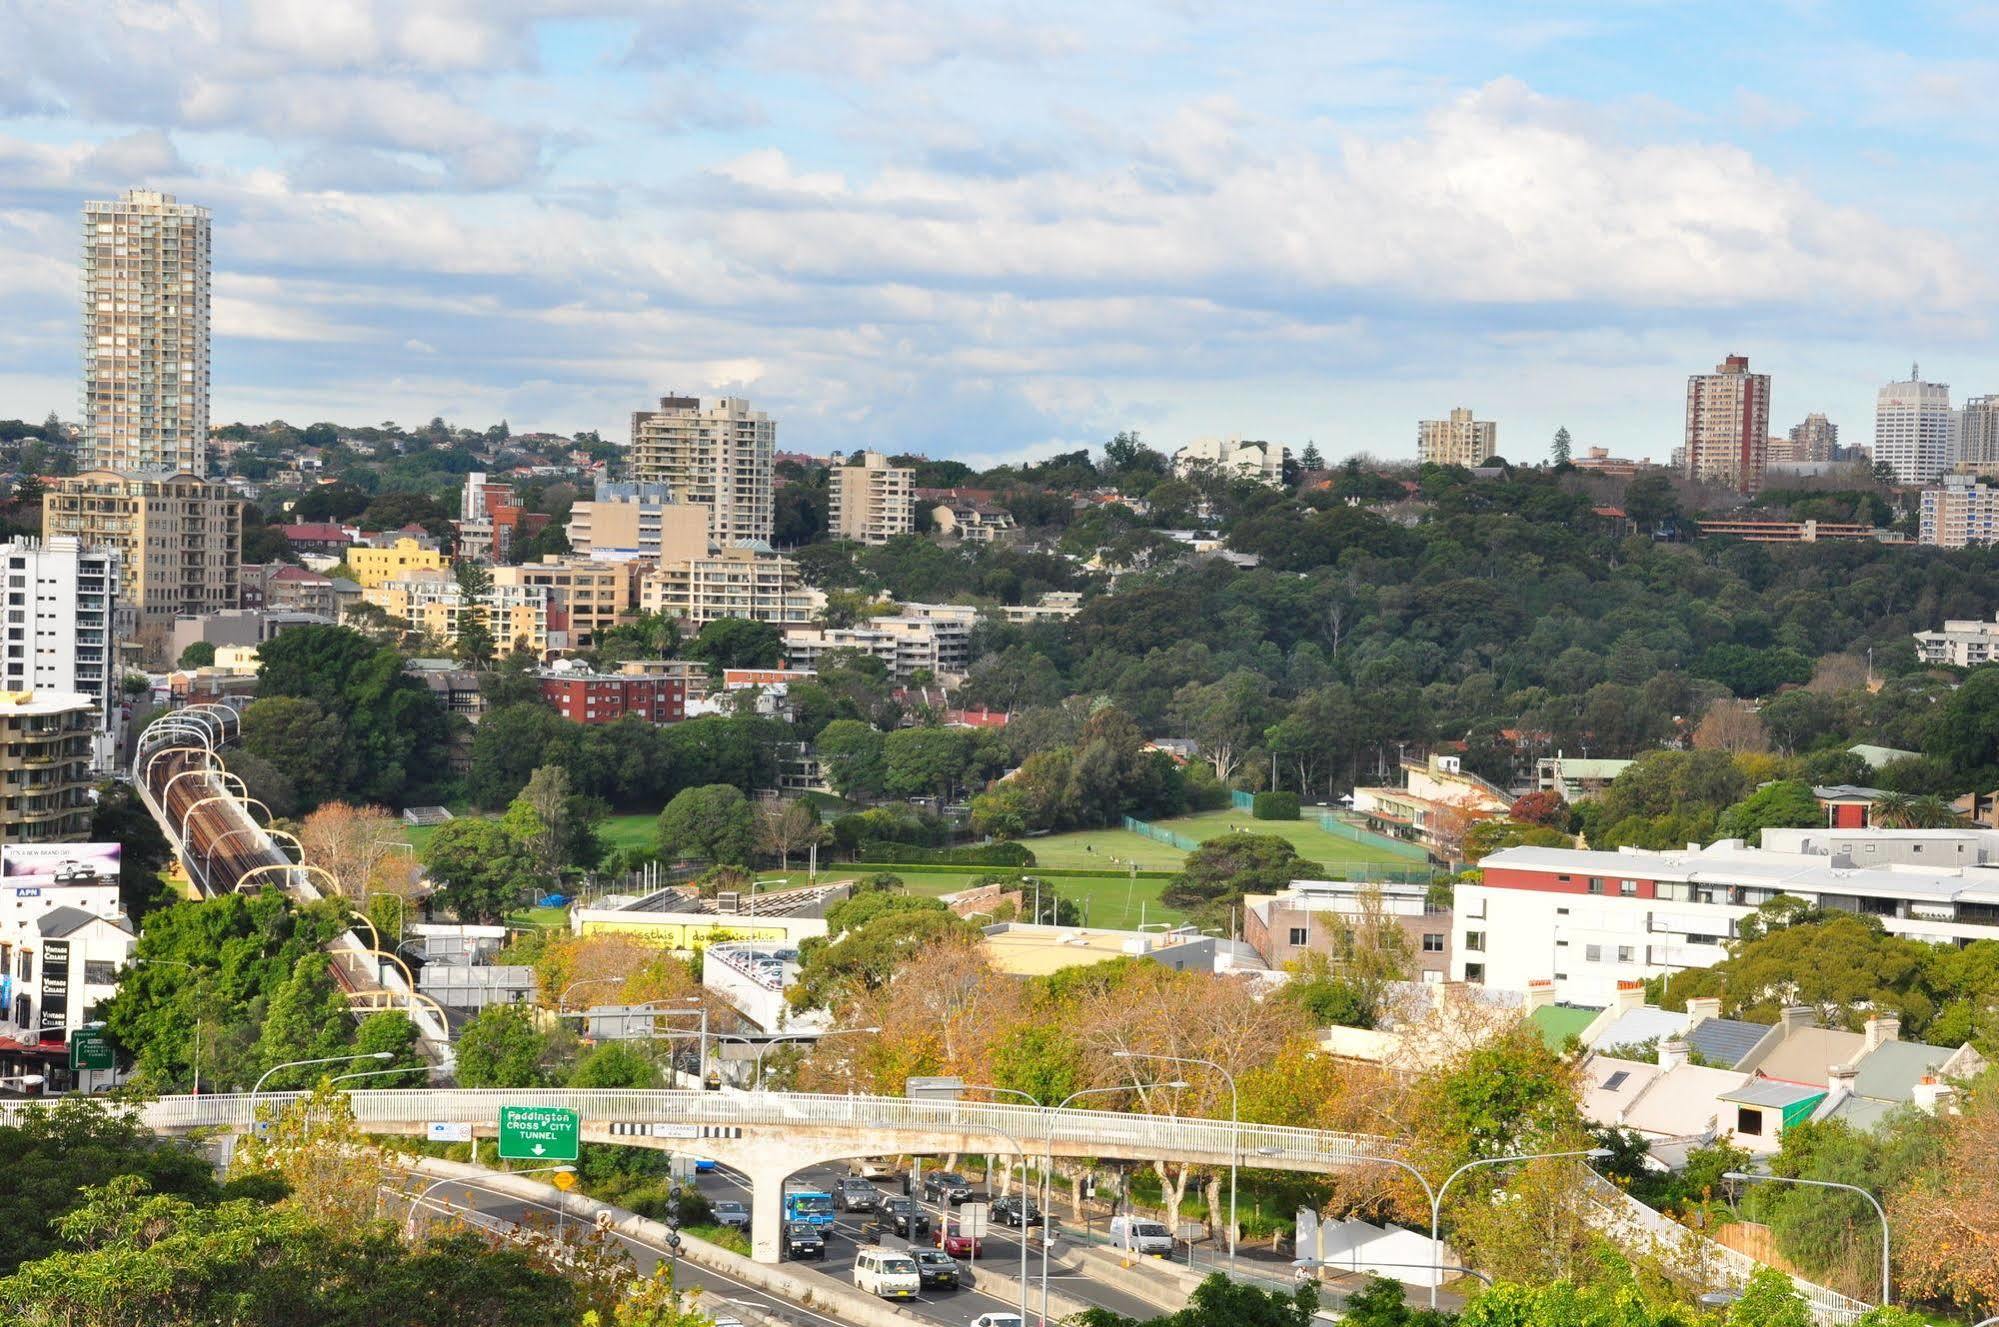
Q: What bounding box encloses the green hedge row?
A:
[1252,791,1301,820]
[844,862,1180,881]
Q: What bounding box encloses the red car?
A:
[937,1220,985,1259]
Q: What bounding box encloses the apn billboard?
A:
[2,843,122,889]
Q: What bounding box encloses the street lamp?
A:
[1040,1081,1187,1325]
[248,1051,395,1135]
[1115,1050,1241,1272]
[1724,1171,1891,1307]
[329,1063,445,1088]
[403,1166,577,1240]
[1428,1149,1612,1308]
[557,976,622,1010]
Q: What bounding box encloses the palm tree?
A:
[1868,792,1914,828]
[1907,795,1964,829]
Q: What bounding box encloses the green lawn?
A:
[1026,807,1416,874]
[1023,826,1188,871]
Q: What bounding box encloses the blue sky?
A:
[1,0,1994,465]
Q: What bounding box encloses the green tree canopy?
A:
[655,784,756,866]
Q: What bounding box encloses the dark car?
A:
[922,1171,974,1204]
[784,1222,827,1260]
[835,1178,880,1212]
[990,1195,1040,1228]
[876,1197,932,1239]
[911,1247,961,1289]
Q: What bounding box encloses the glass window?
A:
[1422,934,1445,953]
[1463,931,1484,952]
[1585,944,1602,962]
[1287,927,1308,946]
[1737,1106,1763,1137]
[1620,879,1639,896]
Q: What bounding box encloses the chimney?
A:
[1863,1015,1901,1054]
[1827,1062,1859,1095]
[1685,996,1723,1027]
[1524,979,1557,1013]
[1779,1005,1816,1034]
[1912,1075,1955,1116]
[1657,1038,1688,1071]
[1615,980,1647,1014]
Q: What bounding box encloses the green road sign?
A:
[498,1105,580,1162]
[70,1030,113,1071]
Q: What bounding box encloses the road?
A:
[387,1160,1168,1327]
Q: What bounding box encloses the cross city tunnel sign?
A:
[497,1105,581,1162]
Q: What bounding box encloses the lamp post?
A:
[556,976,621,1010]
[403,1166,576,1240]
[1040,1081,1187,1325]
[1725,1171,1891,1307]
[1428,1149,1612,1308]
[1114,1050,1240,1272]
[248,1051,395,1135]
[329,1063,445,1088]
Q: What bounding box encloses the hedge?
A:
[857,839,1036,867]
[1252,791,1301,820]
[844,862,1180,881]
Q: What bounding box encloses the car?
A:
[1109,1215,1175,1256]
[849,1156,896,1179]
[990,1195,1040,1227]
[853,1247,922,1300]
[709,1200,749,1230]
[936,1219,984,1259]
[783,1222,826,1260]
[51,861,98,883]
[692,1158,717,1173]
[875,1196,931,1239]
[910,1247,960,1289]
[970,1315,1027,1327]
[835,1178,880,1212]
[922,1171,974,1204]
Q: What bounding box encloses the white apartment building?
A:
[1958,395,1999,468]
[1416,407,1498,468]
[1683,355,1770,494]
[1919,475,1999,549]
[828,451,915,545]
[1874,366,1953,485]
[1914,613,1999,667]
[1459,831,1999,1006]
[629,395,775,545]
[565,480,711,561]
[81,190,211,476]
[783,605,976,681]
[0,538,121,770]
[1171,437,1289,484]
[638,547,815,627]
[363,572,553,655]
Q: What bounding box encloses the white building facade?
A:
[1171,437,1289,484]
[629,396,776,546]
[0,538,121,770]
[828,451,915,545]
[1416,408,1498,468]
[1874,367,1953,484]
[1919,475,1999,549]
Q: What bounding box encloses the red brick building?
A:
[538,670,686,724]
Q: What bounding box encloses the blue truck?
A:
[783,1187,837,1227]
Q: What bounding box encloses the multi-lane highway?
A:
[388,1158,1169,1327]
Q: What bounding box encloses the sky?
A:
[0,1,1995,468]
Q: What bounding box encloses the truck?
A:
[782,1186,837,1227]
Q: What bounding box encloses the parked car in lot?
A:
[865,1197,932,1241]
[835,1178,880,1212]
[989,1195,1040,1227]
[710,1200,749,1230]
[784,1222,827,1260]
[936,1218,984,1259]
[853,1247,921,1300]
[910,1247,961,1289]
[921,1171,974,1204]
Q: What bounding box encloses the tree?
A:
[1621,471,1680,528]
[1072,1272,1319,1327]
[814,719,888,800]
[687,617,782,676]
[504,765,593,881]
[467,704,582,809]
[454,1004,554,1088]
[176,640,216,668]
[1164,834,1322,929]
[1660,911,1940,1032]
[882,725,974,800]
[1508,790,1568,828]
[252,954,353,1087]
[88,783,175,923]
[1926,666,1999,789]
[1693,699,1772,754]
[1550,426,1572,466]
[239,695,353,806]
[567,1041,659,1089]
[423,817,536,924]
[1892,1073,1999,1308]
[1170,671,1275,785]
[1278,890,1414,1029]
[254,625,448,803]
[297,802,411,902]
[755,798,819,869]
[1716,780,1823,846]
[655,784,756,865]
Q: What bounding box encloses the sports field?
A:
[1025,807,1418,873]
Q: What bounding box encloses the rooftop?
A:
[1480,840,1999,905]
[1685,1017,1772,1069]
[1851,1040,1959,1101]
[0,689,97,716]
[1529,1002,1602,1050]
[1720,1079,1827,1110]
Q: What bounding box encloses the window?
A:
[1585,944,1602,962]
[1736,1106,1763,1137]
[17,951,31,982]
[1287,927,1309,947]
[1588,877,1604,894]
[1620,879,1639,896]
[1603,1071,1630,1092]
[1464,963,1485,982]
[1463,931,1485,952]
[1422,933,1445,953]
[84,960,117,985]
[1617,946,1635,964]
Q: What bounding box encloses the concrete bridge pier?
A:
[743,1153,797,1265]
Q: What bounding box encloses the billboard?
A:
[40,939,69,1036]
[2,843,121,890]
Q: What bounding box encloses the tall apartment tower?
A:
[1415,408,1498,468]
[0,538,121,770]
[1786,412,1840,463]
[1957,396,1999,468]
[43,472,240,642]
[828,450,915,545]
[628,396,775,546]
[81,189,211,476]
[1874,366,1953,485]
[1683,355,1771,494]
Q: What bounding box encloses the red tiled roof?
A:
[268,565,329,582]
[279,522,351,541]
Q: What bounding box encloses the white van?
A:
[853,1246,923,1300]
[1108,1216,1175,1257]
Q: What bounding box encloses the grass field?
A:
[1026,806,1417,873]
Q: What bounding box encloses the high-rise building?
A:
[828,451,915,545]
[1958,396,1999,468]
[638,547,814,627]
[42,471,241,641]
[565,480,711,561]
[1416,408,1498,468]
[0,691,99,843]
[81,190,211,476]
[1874,366,1952,484]
[1920,475,1999,549]
[1786,412,1840,463]
[628,396,775,546]
[0,538,121,770]
[1683,355,1771,494]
